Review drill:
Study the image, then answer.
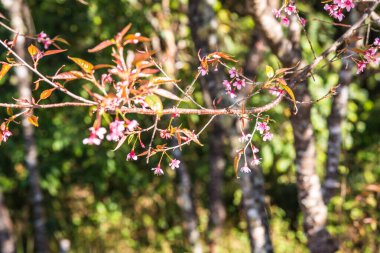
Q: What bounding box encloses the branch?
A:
[0,40,97,105]
[0,94,283,116]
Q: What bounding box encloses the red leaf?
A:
[53,71,84,81]
[88,40,115,53]
[44,49,67,56]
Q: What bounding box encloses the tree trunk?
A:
[245,0,337,252]
[0,191,15,253]
[188,1,228,251]
[1,0,49,252]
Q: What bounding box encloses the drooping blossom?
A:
[37,32,47,43]
[374,38,380,46]
[223,80,231,91]
[1,129,12,142]
[126,150,138,161]
[198,66,208,76]
[227,90,237,99]
[251,156,261,166]
[281,17,290,26]
[263,131,273,142]
[101,74,113,84]
[229,67,238,78]
[169,159,180,170]
[83,127,107,145]
[337,0,355,12]
[257,122,270,134]
[239,133,252,143]
[240,165,251,173]
[252,146,259,154]
[356,61,367,74]
[152,166,164,176]
[272,8,281,18]
[300,17,307,27]
[106,120,125,141]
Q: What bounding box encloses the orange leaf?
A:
[0,63,11,80]
[53,71,84,81]
[28,44,40,60]
[44,49,67,56]
[28,115,39,127]
[93,64,114,70]
[88,40,115,53]
[68,56,94,74]
[39,88,56,100]
[234,150,243,179]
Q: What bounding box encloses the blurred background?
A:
[0,0,379,252]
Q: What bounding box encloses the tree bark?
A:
[245,0,338,252]
[1,0,49,252]
[0,191,15,253]
[188,1,228,251]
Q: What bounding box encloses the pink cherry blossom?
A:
[101,74,113,84]
[229,67,238,78]
[284,4,297,16]
[152,166,164,176]
[356,61,367,74]
[252,146,259,154]
[169,159,180,170]
[223,80,231,91]
[240,165,251,173]
[198,66,208,76]
[300,17,307,27]
[1,129,12,142]
[83,127,107,145]
[43,38,53,49]
[251,157,261,166]
[339,0,355,12]
[160,129,171,139]
[126,150,138,161]
[374,38,380,46]
[37,32,47,43]
[126,120,139,132]
[257,122,270,134]
[272,8,281,18]
[263,131,273,142]
[227,90,237,98]
[233,78,245,90]
[239,133,252,143]
[106,120,125,141]
[172,112,180,118]
[281,17,290,26]
[269,87,285,96]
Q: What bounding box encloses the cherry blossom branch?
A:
[0,40,97,105]
[0,102,93,109]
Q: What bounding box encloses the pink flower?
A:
[257,122,270,134]
[227,90,237,98]
[281,17,290,26]
[83,127,107,145]
[101,74,113,84]
[106,120,125,141]
[160,129,172,139]
[240,165,251,173]
[252,146,259,153]
[126,150,138,161]
[37,32,47,43]
[251,157,261,166]
[269,87,285,96]
[172,112,180,118]
[134,97,148,108]
[356,61,367,74]
[229,67,238,78]
[239,134,252,143]
[223,80,231,91]
[284,4,297,16]
[263,131,273,142]
[198,66,208,76]
[126,120,139,132]
[272,8,281,18]
[374,38,380,46]
[339,0,355,12]
[1,129,12,142]
[233,78,245,90]
[300,17,307,27]
[169,159,180,170]
[152,166,164,176]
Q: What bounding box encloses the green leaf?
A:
[277,79,297,113]
[265,65,274,78]
[144,94,163,117]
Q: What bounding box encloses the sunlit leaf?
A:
[93,64,114,70]
[153,89,181,101]
[53,71,84,81]
[0,63,11,80]
[145,94,163,117]
[150,77,179,85]
[28,44,40,60]
[68,56,94,74]
[43,49,67,56]
[277,78,297,113]
[180,129,203,146]
[28,115,39,127]
[234,150,243,179]
[6,107,12,116]
[39,88,56,100]
[52,36,70,45]
[88,40,115,53]
[265,65,274,78]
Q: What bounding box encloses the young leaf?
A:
[39,88,56,100]
[68,56,94,74]
[28,44,40,60]
[88,40,115,53]
[28,115,39,127]
[145,94,163,117]
[43,49,67,56]
[149,77,179,85]
[153,89,181,101]
[180,129,203,146]
[6,107,12,116]
[277,79,297,113]
[53,71,84,81]
[233,150,243,179]
[0,63,11,80]
[113,135,127,151]
[265,65,274,78]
